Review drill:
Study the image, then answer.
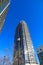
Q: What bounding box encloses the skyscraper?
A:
[13,20,39,65]
[36,45,43,65]
[0,0,10,31]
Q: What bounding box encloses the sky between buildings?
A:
[0,0,43,63]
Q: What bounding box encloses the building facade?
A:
[13,20,39,65]
[0,0,10,31]
[36,45,43,65]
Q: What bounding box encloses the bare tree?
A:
[0,48,12,65]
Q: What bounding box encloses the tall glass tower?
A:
[13,20,39,65]
[0,0,10,31]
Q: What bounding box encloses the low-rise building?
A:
[36,45,43,65]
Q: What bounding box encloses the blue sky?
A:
[0,0,43,63]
